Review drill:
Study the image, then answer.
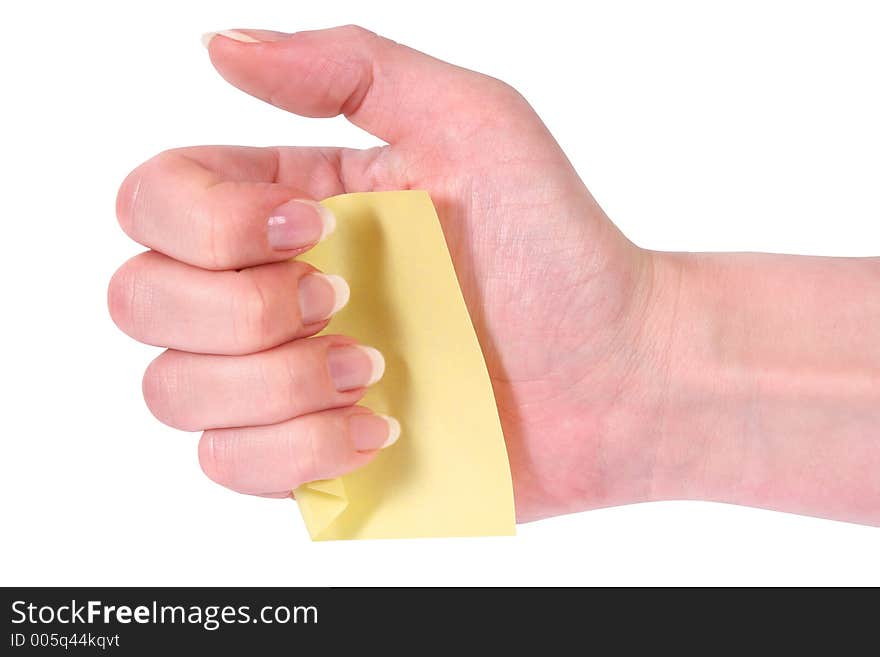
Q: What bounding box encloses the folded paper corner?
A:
[294,478,349,541]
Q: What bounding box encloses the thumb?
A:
[202,25,526,145]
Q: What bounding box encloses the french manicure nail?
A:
[201,30,261,48]
[268,200,336,251]
[350,414,401,452]
[297,273,350,325]
[378,415,401,448]
[202,29,292,48]
[327,345,385,392]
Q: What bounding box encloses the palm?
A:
[304,95,652,519]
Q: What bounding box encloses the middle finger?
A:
[108,250,349,355]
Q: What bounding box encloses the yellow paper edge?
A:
[294,191,515,541]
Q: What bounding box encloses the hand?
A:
[108,25,658,520]
[109,25,880,526]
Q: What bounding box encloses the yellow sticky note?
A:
[294,191,516,540]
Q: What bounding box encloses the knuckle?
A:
[281,348,308,394]
[291,427,322,486]
[488,76,522,98]
[344,146,401,191]
[479,79,538,136]
[482,76,529,115]
[199,430,234,486]
[198,421,341,493]
[184,178,239,271]
[335,24,377,42]
[107,259,149,338]
[115,149,177,239]
[115,169,142,238]
[199,429,255,489]
[198,198,232,271]
[232,271,276,353]
[142,354,193,430]
[107,267,131,330]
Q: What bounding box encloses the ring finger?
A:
[143,336,386,431]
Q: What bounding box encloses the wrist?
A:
[639,251,756,504]
[643,251,880,523]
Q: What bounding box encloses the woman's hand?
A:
[109,25,880,525]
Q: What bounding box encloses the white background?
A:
[1,1,878,586]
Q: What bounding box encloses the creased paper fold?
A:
[294,191,515,540]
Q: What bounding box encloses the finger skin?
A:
[143,336,366,431]
[116,146,321,270]
[205,25,525,145]
[108,250,334,355]
[199,406,379,496]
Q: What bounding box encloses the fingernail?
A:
[202,29,291,48]
[297,273,349,325]
[268,200,336,251]
[350,414,401,451]
[327,345,385,392]
[201,30,260,48]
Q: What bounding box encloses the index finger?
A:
[115,145,340,270]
